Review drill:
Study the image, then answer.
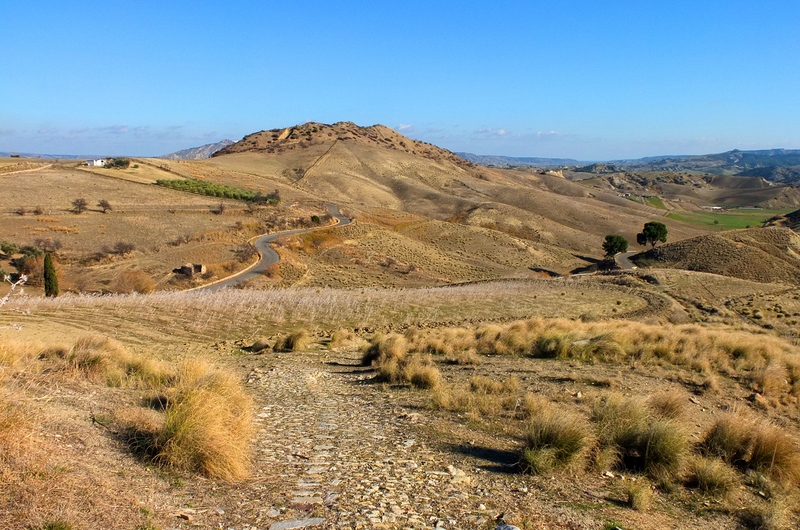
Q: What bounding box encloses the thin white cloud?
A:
[396,124,415,132]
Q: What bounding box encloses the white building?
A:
[86,159,106,167]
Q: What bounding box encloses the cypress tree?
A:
[44,252,59,297]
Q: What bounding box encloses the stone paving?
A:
[246,353,496,529]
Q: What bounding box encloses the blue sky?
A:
[1,1,798,159]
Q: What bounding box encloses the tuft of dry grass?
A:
[329,328,362,349]
[749,424,800,484]
[624,480,653,511]
[361,333,407,366]
[402,355,441,389]
[702,413,757,465]
[274,330,313,352]
[702,414,800,485]
[648,389,688,419]
[48,335,171,388]
[521,405,592,474]
[685,456,740,496]
[593,394,688,474]
[118,360,254,481]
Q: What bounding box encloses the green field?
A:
[667,208,793,230]
[645,197,667,209]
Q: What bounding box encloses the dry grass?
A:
[702,414,800,485]
[702,413,755,465]
[431,376,520,416]
[361,333,407,366]
[112,270,155,294]
[592,394,688,474]
[329,328,362,349]
[749,424,800,484]
[156,361,253,480]
[685,456,740,495]
[117,359,254,481]
[521,405,593,474]
[46,335,171,388]
[648,389,689,419]
[624,480,654,511]
[274,330,314,352]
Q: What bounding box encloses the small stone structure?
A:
[173,263,206,277]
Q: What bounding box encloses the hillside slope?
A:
[204,122,706,259]
[638,227,800,283]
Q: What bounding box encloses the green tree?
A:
[43,252,59,297]
[636,221,668,248]
[602,235,628,258]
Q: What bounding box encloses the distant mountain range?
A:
[161,139,234,160]
[0,152,91,159]
[456,153,585,167]
[458,149,800,185]
[615,149,800,175]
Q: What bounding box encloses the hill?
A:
[161,139,234,160]
[619,148,800,181]
[202,121,706,267]
[636,226,800,283]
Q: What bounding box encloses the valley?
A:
[3,123,800,530]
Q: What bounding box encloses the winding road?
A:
[194,204,351,291]
[615,251,638,270]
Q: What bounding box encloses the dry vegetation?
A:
[3,126,800,528]
[0,334,253,529]
[348,313,800,527]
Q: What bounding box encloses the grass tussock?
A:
[274,331,313,352]
[648,389,689,419]
[685,456,740,495]
[119,359,254,481]
[624,480,653,511]
[407,318,800,394]
[431,376,521,416]
[521,405,593,474]
[329,328,363,349]
[702,414,800,485]
[361,333,407,366]
[592,393,688,474]
[36,335,171,388]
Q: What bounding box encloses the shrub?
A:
[105,158,131,169]
[113,271,154,294]
[71,197,88,214]
[0,241,19,255]
[97,199,112,213]
[521,407,592,474]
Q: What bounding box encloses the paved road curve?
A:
[195,204,351,291]
[615,251,638,270]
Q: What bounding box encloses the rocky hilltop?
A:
[162,139,234,160]
[215,121,473,170]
